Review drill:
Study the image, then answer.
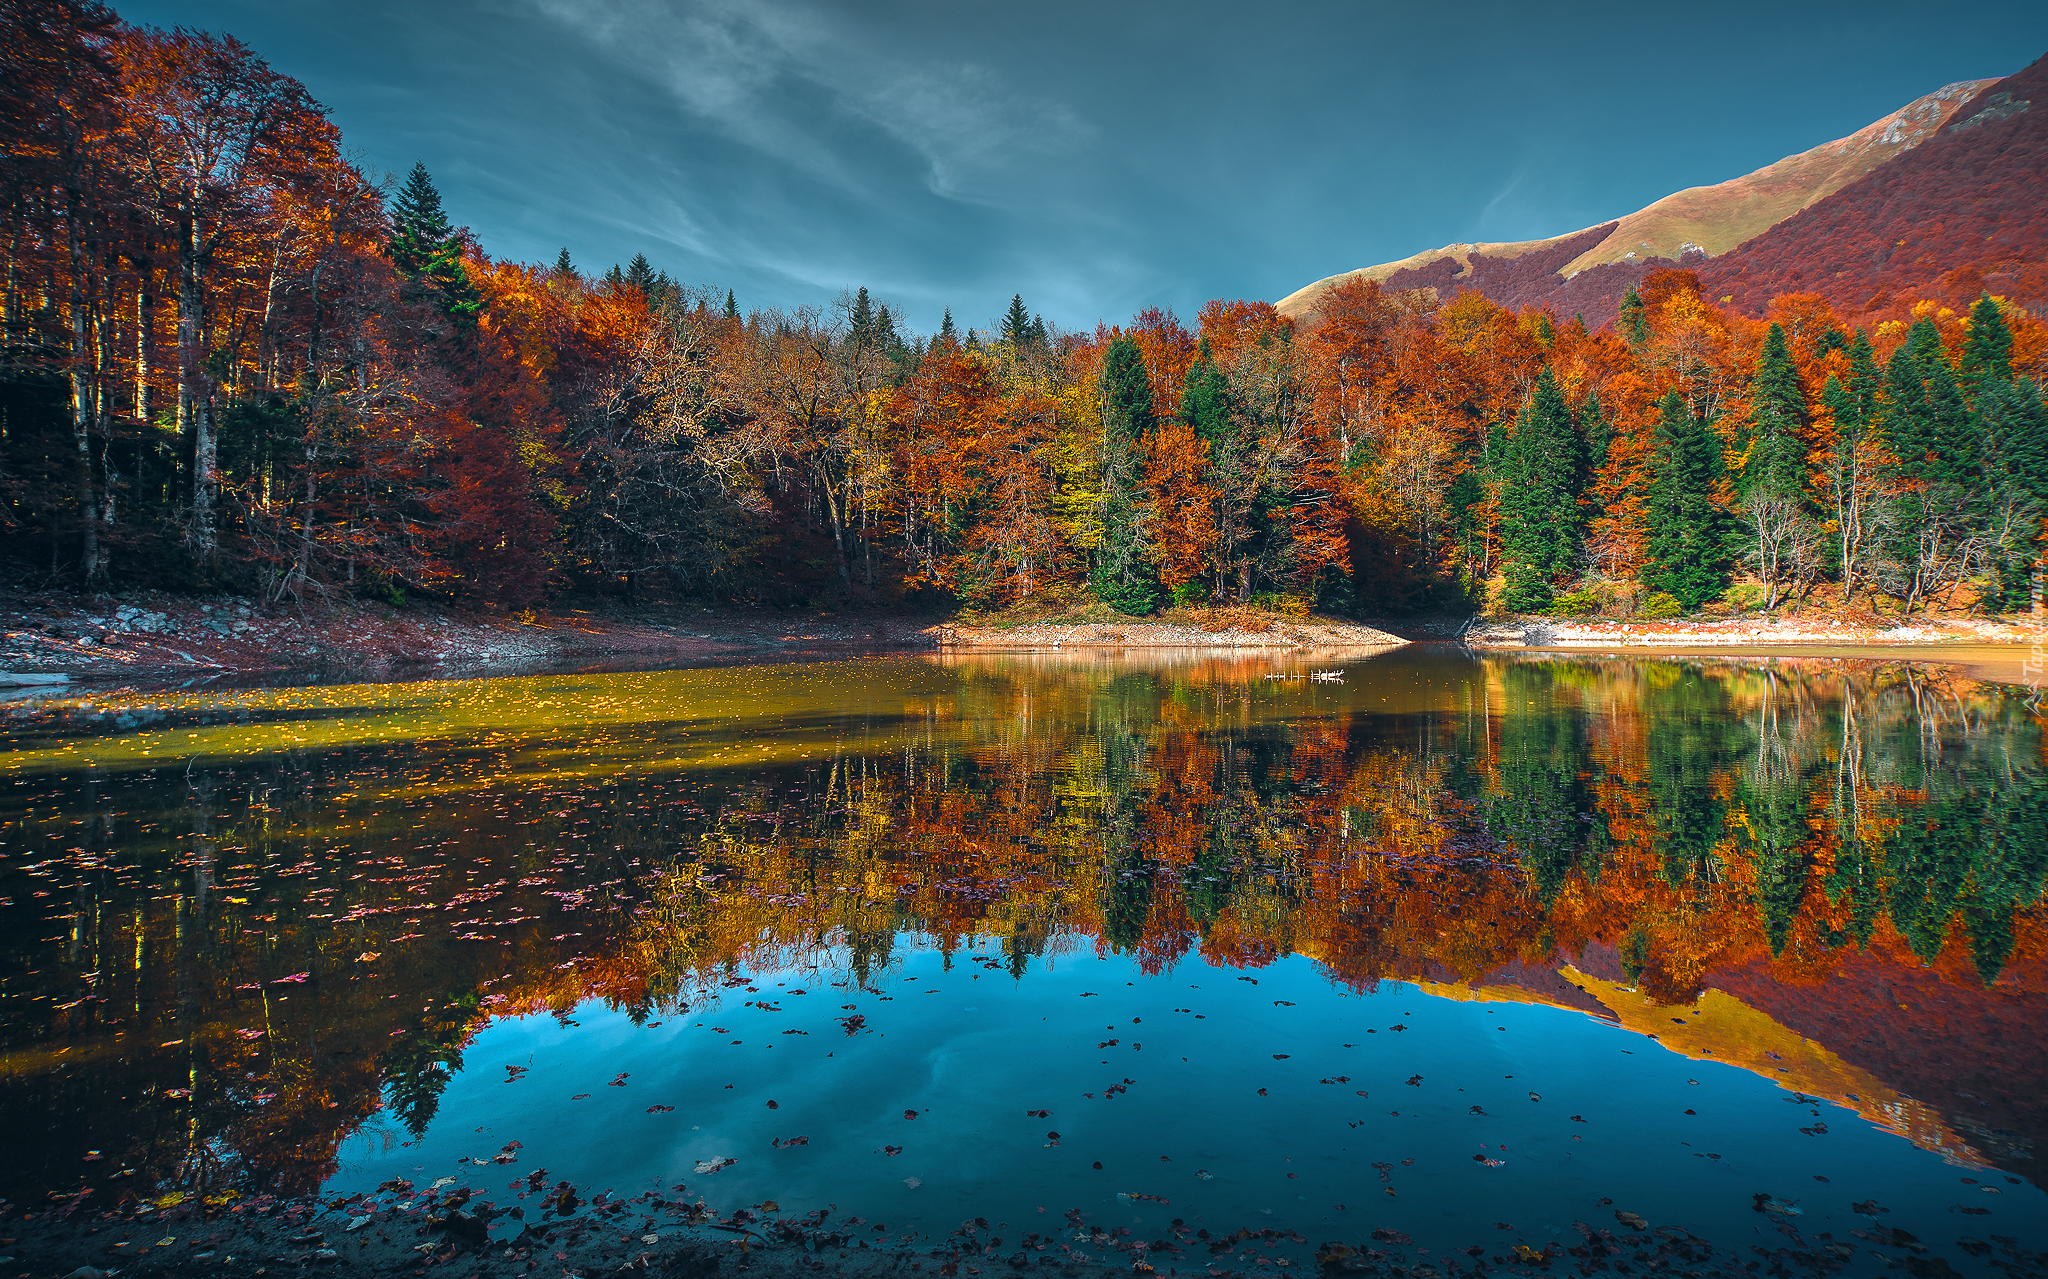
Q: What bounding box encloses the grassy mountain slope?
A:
[1277,75,2001,323]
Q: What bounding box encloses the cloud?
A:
[525,0,1094,206]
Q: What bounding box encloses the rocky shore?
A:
[0,1173,1933,1279]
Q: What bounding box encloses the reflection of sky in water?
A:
[2,651,2043,1273]
[335,946,2034,1263]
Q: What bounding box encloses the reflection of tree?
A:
[1484,665,1604,902]
[8,654,2045,1208]
[380,993,481,1138]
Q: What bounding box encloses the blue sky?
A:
[118,0,2045,335]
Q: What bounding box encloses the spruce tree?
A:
[623,253,657,298]
[1002,293,1033,349]
[1177,347,1234,447]
[849,287,875,349]
[388,162,454,280]
[724,289,739,320]
[1643,390,1735,609]
[1980,378,2048,609]
[1619,284,1649,348]
[1091,335,1159,613]
[1738,322,1808,500]
[1959,295,2014,395]
[387,162,481,327]
[553,247,574,277]
[1578,392,1614,481]
[1029,313,1048,347]
[938,308,957,345]
[1496,369,1586,611]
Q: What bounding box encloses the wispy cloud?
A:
[525,0,1095,206]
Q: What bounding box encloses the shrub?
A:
[1549,588,1603,617]
[1639,592,1684,620]
[1718,582,1766,612]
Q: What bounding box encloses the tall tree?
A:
[1002,293,1033,350]
[387,162,480,327]
[120,27,337,555]
[1959,294,2014,395]
[1736,322,1819,606]
[1642,390,1734,609]
[1618,284,1649,348]
[723,288,738,320]
[1496,369,1585,612]
[1091,335,1158,613]
[553,246,574,276]
[622,251,657,297]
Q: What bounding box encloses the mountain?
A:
[1277,58,2045,328]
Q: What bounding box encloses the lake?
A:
[2,648,2042,1276]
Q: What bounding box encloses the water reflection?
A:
[1,649,2041,1220]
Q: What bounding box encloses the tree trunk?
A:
[178,210,215,555]
[65,184,101,581]
[136,280,150,422]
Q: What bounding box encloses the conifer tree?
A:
[1619,284,1649,348]
[1959,295,2014,394]
[1030,313,1048,347]
[387,162,481,326]
[938,308,957,344]
[1092,336,1159,613]
[1177,347,1234,448]
[723,289,739,320]
[1643,390,1734,609]
[388,162,453,279]
[849,287,875,349]
[1002,293,1033,350]
[1496,369,1586,611]
[1738,323,1808,499]
[1578,392,1613,480]
[553,247,574,276]
[1980,378,2048,609]
[624,253,657,297]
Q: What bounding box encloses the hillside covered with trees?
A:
[6,0,2047,620]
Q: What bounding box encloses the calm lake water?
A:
[2,649,2043,1273]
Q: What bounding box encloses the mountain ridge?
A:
[1276,73,2006,324]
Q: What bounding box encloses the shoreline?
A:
[0,1168,1894,1279]
[4,589,2044,693]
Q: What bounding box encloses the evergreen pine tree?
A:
[849,287,875,350]
[724,289,739,320]
[1980,378,2048,610]
[1738,322,1808,499]
[1177,348,1234,448]
[938,308,957,345]
[387,162,481,327]
[1002,293,1033,350]
[553,247,574,277]
[388,162,454,280]
[1619,284,1649,348]
[1029,313,1048,347]
[1960,294,2015,395]
[1643,390,1735,609]
[604,264,625,288]
[1578,392,1614,480]
[623,253,657,297]
[1496,369,1586,611]
[1091,336,1159,614]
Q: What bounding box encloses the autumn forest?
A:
[6,2,2048,621]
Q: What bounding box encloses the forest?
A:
[7,0,2048,618]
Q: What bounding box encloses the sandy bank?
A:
[928,618,1406,650]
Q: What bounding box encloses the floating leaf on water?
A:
[694,1158,736,1175]
[1614,1211,1648,1230]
